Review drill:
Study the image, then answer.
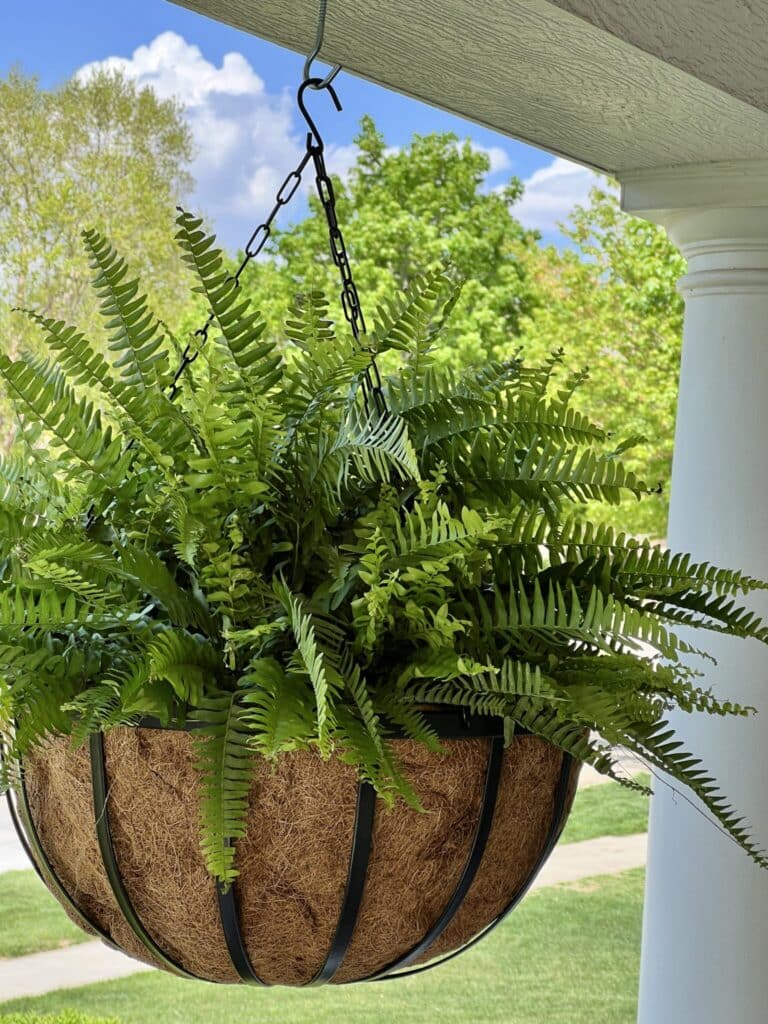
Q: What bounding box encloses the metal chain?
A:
[171,77,386,418]
[168,147,314,402]
[303,106,386,415]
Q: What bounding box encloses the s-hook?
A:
[303,0,342,89]
[297,76,342,151]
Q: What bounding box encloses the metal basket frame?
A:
[8,712,573,985]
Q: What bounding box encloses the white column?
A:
[620,160,768,1024]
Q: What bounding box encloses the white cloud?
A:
[470,142,512,176]
[74,33,598,249]
[514,156,610,235]
[323,143,362,183]
[76,32,304,246]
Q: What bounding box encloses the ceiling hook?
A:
[303,0,342,89]
[297,76,343,151]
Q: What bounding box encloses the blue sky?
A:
[1,0,600,251]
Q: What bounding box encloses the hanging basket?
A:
[13,713,579,986]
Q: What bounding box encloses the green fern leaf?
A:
[83,228,169,392]
[191,692,255,886]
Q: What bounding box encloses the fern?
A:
[147,631,221,706]
[64,681,131,746]
[83,228,169,393]
[191,692,256,886]
[0,221,765,881]
[241,658,315,757]
[174,211,281,399]
[334,407,419,488]
[18,310,189,465]
[0,354,130,488]
[273,579,340,756]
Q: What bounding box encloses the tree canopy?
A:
[0,68,194,367]
[0,69,683,537]
[519,186,684,537]
[237,116,542,368]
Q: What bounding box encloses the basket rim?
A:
[133,709,509,740]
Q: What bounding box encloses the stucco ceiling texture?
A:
[171,0,768,173]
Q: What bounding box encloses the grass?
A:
[0,871,88,959]
[560,774,650,845]
[0,868,644,1024]
[0,1015,118,1023]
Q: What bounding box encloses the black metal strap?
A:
[377,749,575,980]
[89,732,198,979]
[367,733,505,980]
[3,751,118,950]
[135,710,509,740]
[310,780,377,984]
[216,868,268,986]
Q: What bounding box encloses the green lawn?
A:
[0,1015,118,1024]
[560,775,650,845]
[0,868,644,1024]
[0,871,88,959]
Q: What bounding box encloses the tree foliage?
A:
[0,214,765,884]
[235,116,541,368]
[0,66,194,421]
[518,185,685,537]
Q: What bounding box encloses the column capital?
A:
[620,159,768,223]
[619,160,768,296]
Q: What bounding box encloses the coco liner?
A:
[17,716,578,985]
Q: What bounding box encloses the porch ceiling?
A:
[169,0,768,173]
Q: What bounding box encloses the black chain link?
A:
[168,147,315,403]
[307,140,386,415]
[168,76,386,415]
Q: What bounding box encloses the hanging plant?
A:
[1,75,767,987]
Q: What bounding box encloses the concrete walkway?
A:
[0,801,30,875]
[0,941,154,1001]
[0,828,648,1001]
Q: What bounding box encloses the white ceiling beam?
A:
[170,0,768,173]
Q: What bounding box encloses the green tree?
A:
[0,68,194,389]
[186,117,682,539]
[238,116,541,367]
[519,185,685,537]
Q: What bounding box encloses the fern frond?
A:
[435,433,648,507]
[550,520,768,597]
[334,407,419,489]
[241,658,315,757]
[64,681,131,746]
[147,631,221,705]
[273,579,340,755]
[117,545,213,633]
[83,228,170,392]
[191,692,255,886]
[618,719,768,870]
[0,354,130,488]
[386,501,493,569]
[372,267,458,365]
[404,392,606,450]
[0,587,119,633]
[22,309,190,463]
[175,211,281,398]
